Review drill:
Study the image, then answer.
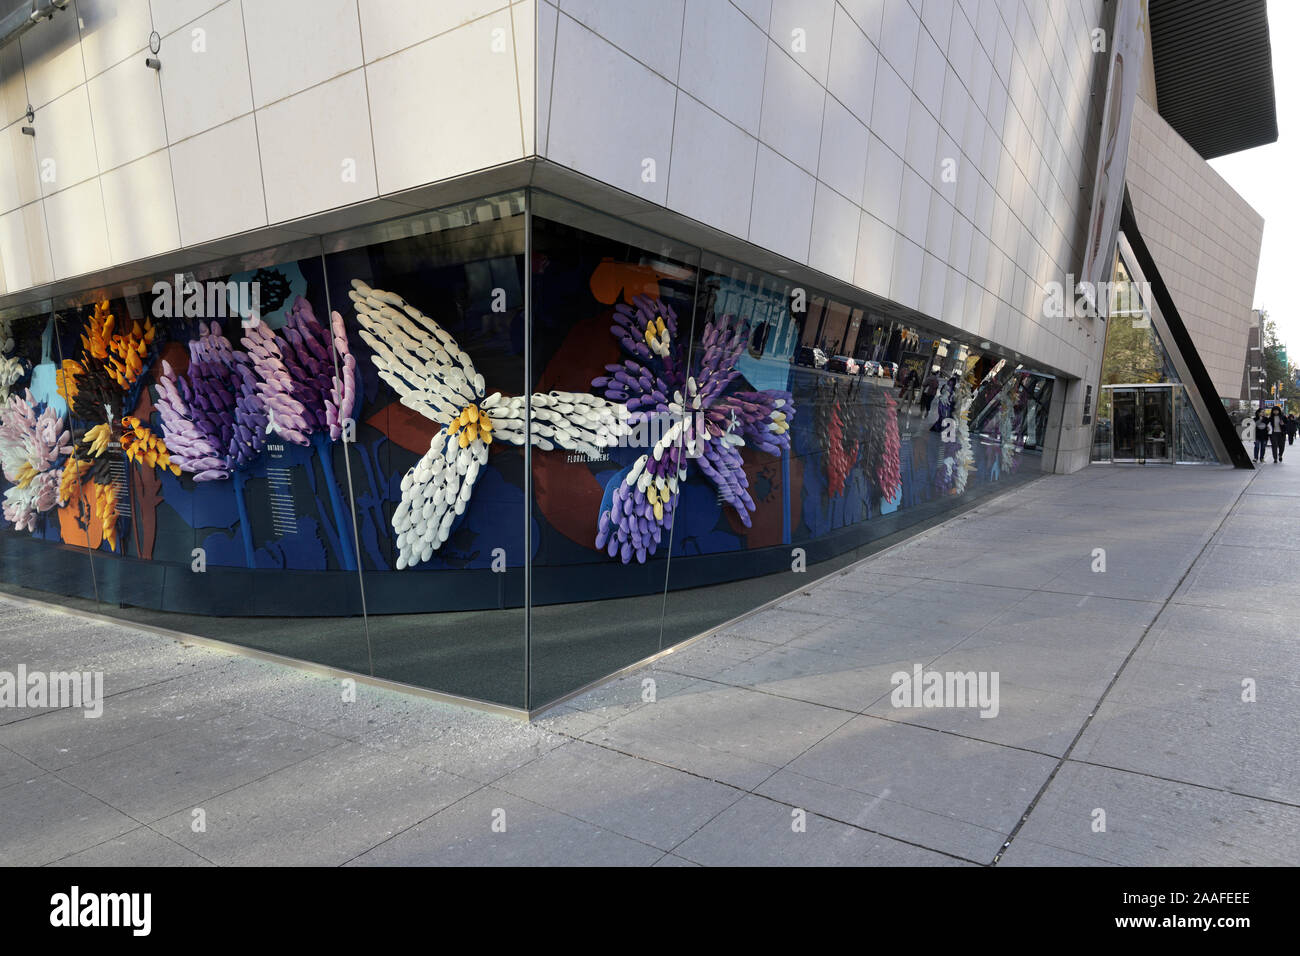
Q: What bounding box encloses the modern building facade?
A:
[0,0,1276,712]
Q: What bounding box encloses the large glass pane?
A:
[37,245,375,675]
[1091,389,1114,461]
[521,192,1059,708]
[1113,389,1138,459]
[321,194,529,707]
[656,253,809,645]
[49,290,159,612]
[1101,255,1174,386]
[1175,387,1216,462]
[527,192,700,706]
[1139,388,1173,462]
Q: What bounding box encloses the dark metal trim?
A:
[1148,0,1278,159]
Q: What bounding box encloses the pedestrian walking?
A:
[899,367,920,411]
[1270,407,1286,462]
[1253,409,1269,463]
[1287,413,1297,447]
[920,370,940,417]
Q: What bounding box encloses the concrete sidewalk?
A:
[2,458,1298,866]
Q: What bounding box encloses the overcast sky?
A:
[1208,1,1297,354]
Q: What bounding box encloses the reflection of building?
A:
[0,1,1277,710]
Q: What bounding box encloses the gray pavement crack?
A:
[989,466,1260,865]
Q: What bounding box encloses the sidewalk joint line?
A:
[988,466,1260,865]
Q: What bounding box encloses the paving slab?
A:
[671,793,971,866]
[47,826,213,867]
[1,668,236,772]
[0,773,138,866]
[1008,761,1300,867]
[715,606,833,644]
[1174,541,1300,610]
[0,744,42,790]
[1072,656,1300,804]
[55,710,343,823]
[778,616,953,669]
[653,633,773,681]
[350,703,566,785]
[1141,602,1300,680]
[347,786,663,866]
[710,646,915,712]
[755,715,1057,861]
[583,680,852,790]
[865,677,1098,757]
[492,740,742,851]
[150,742,479,866]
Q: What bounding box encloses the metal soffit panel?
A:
[1148,0,1278,159]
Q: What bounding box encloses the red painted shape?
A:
[724,447,802,547]
[366,402,441,456]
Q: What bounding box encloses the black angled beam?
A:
[1119,190,1254,469]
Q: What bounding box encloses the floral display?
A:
[592,296,794,563]
[348,279,628,569]
[997,379,1019,474]
[56,301,168,550]
[950,380,976,494]
[242,297,355,444]
[0,229,1046,637]
[242,297,357,568]
[155,321,268,566]
[814,378,868,499]
[120,416,179,474]
[0,389,71,531]
[0,319,21,401]
[934,378,975,495]
[867,389,902,501]
[826,405,853,498]
[155,322,266,480]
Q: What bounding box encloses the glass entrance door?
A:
[1139,387,1173,462]
[1112,389,1138,459]
[1106,385,1174,463]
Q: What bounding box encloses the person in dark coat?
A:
[1287,414,1297,447]
[899,367,920,410]
[1270,408,1287,462]
[1253,409,1269,463]
[920,370,940,417]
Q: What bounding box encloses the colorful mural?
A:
[0,198,1049,626]
[591,296,794,564]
